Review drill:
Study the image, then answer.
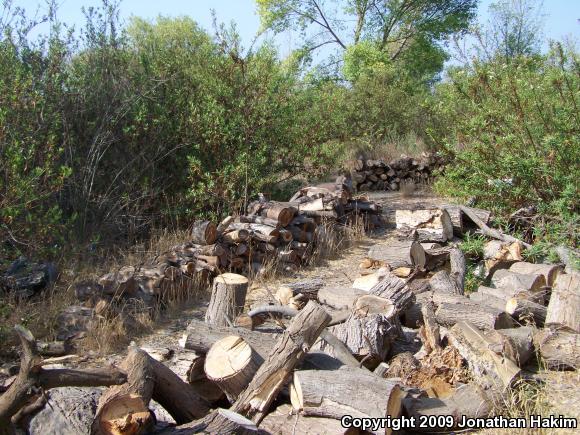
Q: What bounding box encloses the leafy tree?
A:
[256,0,477,79]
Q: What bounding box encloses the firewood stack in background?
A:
[352,152,448,192]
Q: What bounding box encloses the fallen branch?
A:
[459,206,531,249]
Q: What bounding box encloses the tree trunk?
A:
[509,262,563,287]
[545,272,580,333]
[367,240,426,269]
[230,301,330,423]
[204,336,261,403]
[533,329,580,370]
[191,221,218,245]
[395,209,453,242]
[290,367,403,434]
[205,274,249,327]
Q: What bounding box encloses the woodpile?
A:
[352,153,448,192]
[2,193,578,434]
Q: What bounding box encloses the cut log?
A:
[483,240,524,277]
[395,209,453,242]
[260,202,296,227]
[352,269,390,292]
[469,291,507,312]
[290,367,404,435]
[403,384,492,432]
[533,329,580,370]
[443,205,492,236]
[403,292,433,328]
[545,272,580,333]
[448,322,520,395]
[98,267,138,297]
[280,278,324,301]
[434,294,515,330]
[216,216,234,235]
[318,286,365,310]
[509,262,563,287]
[419,302,440,353]
[491,269,546,293]
[449,248,466,294]
[486,327,534,367]
[429,271,461,295]
[354,295,395,317]
[222,230,250,244]
[191,221,217,245]
[158,408,258,434]
[506,297,547,326]
[204,336,261,403]
[259,404,351,435]
[205,273,249,327]
[368,273,416,314]
[230,301,330,423]
[368,240,426,269]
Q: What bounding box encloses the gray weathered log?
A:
[367,240,426,269]
[533,329,580,370]
[545,272,580,333]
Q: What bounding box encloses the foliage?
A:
[434,43,580,247]
[459,233,486,260]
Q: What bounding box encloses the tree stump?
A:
[205,274,249,327]
[204,336,261,403]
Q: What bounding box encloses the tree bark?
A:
[368,273,416,314]
[205,273,249,327]
[533,329,580,370]
[230,301,330,423]
[157,408,258,434]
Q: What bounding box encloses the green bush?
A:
[434,45,580,247]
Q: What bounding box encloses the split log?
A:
[395,209,453,242]
[352,268,389,291]
[483,240,524,277]
[447,321,520,395]
[191,221,217,245]
[290,367,404,433]
[230,301,330,423]
[403,384,492,432]
[0,326,127,434]
[419,303,440,353]
[259,404,350,435]
[205,273,249,327]
[533,329,580,370]
[216,216,234,235]
[506,297,547,325]
[449,248,466,294]
[204,336,261,402]
[367,240,426,269]
[368,273,416,314]
[475,285,544,304]
[545,272,580,332]
[509,262,563,287]
[434,293,515,330]
[491,269,546,293]
[158,409,258,434]
[222,230,250,244]
[318,286,365,310]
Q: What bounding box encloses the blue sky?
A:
[10,0,580,55]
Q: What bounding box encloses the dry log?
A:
[260,202,296,227]
[486,327,534,367]
[318,286,365,310]
[205,273,249,327]
[222,230,250,244]
[204,336,261,402]
[354,295,396,318]
[509,262,563,286]
[443,205,492,236]
[259,404,351,435]
[216,216,234,235]
[395,209,453,242]
[368,273,416,314]
[191,221,218,245]
[290,367,404,431]
[448,321,520,395]
[367,240,426,269]
[239,215,280,228]
[483,240,524,277]
[459,205,531,249]
[158,409,258,434]
[230,301,330,423]
[449,248,466,294]
[279,278,324,301]
[403,384,492,432]
[98,266,138,297]
[506,297,547,325]
[545,272,580,332]
[352,268,390,291]
[468,291,507,312]
[434,293,515,330]
[429,271,461,295]
[491,269,546,293]
[419,302,440,353]
[402,291,433,328]
[0,326,127,434]
[533,329,580,370]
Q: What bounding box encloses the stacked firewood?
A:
[352,152,448,192]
